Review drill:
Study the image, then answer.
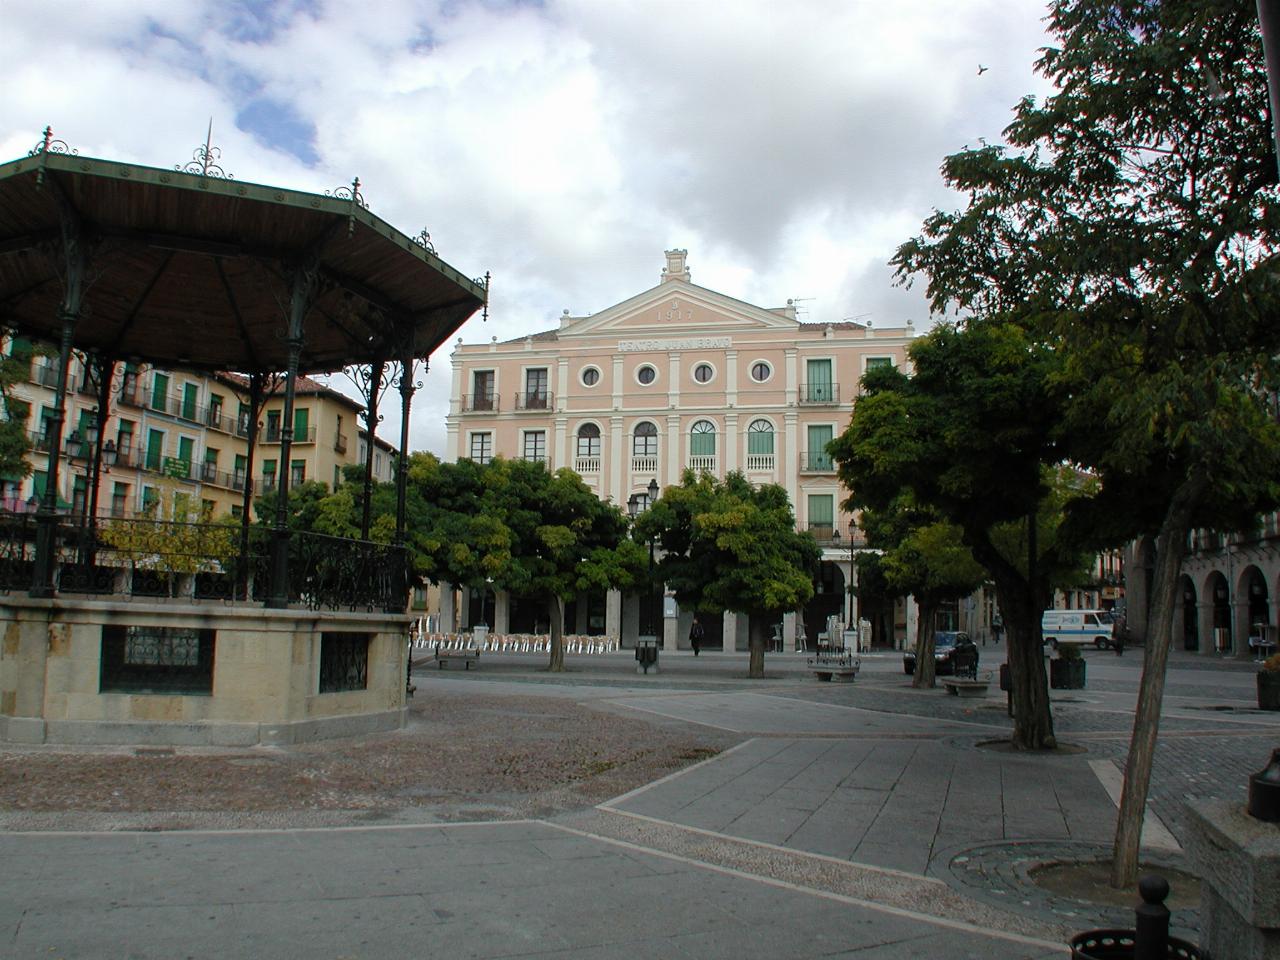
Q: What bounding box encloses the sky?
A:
[0,0,1057,455]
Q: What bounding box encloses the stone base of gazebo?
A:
[0,596,409,746]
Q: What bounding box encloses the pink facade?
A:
[446,250,914,535]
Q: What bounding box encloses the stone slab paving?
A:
[0,820,1065,960]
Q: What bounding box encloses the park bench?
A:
[435,645,480,670]
[942,675,991,698]
[808,652,859,682]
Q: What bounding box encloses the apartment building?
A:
[444,249,917,647]
[3,343,368,521]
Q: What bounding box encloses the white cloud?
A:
[0,0,1056,454]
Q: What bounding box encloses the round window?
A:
[637,365,656,385]
[750,361,771,383]
[693,363,714,383]
[582,367,600,387]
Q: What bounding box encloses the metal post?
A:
[1259,0,1280,181]
[267,262,316,608]
[31,309,78,597]
[360,360,384,540]
[392,353,418,613]
[237,373,263,598]
[85,356,114,560]
[1134,875,1171,960]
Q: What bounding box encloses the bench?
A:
[942,676,990,697]
[808,653,859,682]
[435,647,480,670]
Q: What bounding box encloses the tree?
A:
[889,0,1280,885]
[404,454,639,672]
[0,334,36,486]
[862,501,986,689]
[830,322,1097,747]
[99,480,236,593]
[638,471,821,678]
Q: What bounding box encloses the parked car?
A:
[903,631,979,676]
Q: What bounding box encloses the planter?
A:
[1050,657,1086,689]
[1258,670,1280,711]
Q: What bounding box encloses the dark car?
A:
[903,631,979,677]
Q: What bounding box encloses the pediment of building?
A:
[561,279,798,339]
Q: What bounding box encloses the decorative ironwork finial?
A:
[177,119,233,179]
[28,125,77,187]
[413,230,436,254]
[326,176,368,235]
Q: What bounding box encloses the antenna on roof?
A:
[789,297,815,320]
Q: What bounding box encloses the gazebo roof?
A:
[0,145,487,374]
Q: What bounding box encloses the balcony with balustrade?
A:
[745,453,775,472]
[631,455,658,475]
[574,456,601,475]
[686,455,716,474]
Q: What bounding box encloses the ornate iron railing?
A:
[0,511,406,613]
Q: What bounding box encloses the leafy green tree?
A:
[889,0,1280,885]
[830,322,1096,747]
[852,551,896,649]
[405,454,639,671]
[0,334,36,485]
[862,501,985,688]
[638,471,821,678]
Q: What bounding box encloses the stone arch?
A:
[1201,569,1232,653]
[1178,574,1198,652]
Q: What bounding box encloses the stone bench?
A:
[435,648,480,670]
[808,654,859,682]
[942,676,990,697]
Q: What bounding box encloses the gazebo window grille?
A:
[319,632,370,693]
[99,625,214,694]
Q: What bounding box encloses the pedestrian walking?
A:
[1113,614,1126,656]
[690,616,704,656]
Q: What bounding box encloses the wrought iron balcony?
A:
[334,432,348,454]
[798,451,836,473]
[263,425,317,444]
[32,362,61,389]
[462,393,498,412]
[799,382,841,405]
[514,391,552,411]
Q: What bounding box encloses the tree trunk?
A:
[1110,475,1204,888]
[547,596,566,672]
[913,599,939,688]
[992,572,1056,749]
[748,615,767,678]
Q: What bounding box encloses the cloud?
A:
[0,0,1056,455]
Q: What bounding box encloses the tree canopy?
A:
[885,0,1280,885]
[637,470,821,677]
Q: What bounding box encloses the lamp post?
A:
[627,478,661,639]
[64,412,117,563]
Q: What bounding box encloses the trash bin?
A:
[636,638,659,675]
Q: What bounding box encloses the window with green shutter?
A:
[806,359,833,403]
[808,494,834,538]
[690,420,716,456]
[807,424,834,470]
[294,407,309,442]
[747,419,774,455]
[145,429,164,471]
[151,372,170,412]
[181,383,198,421]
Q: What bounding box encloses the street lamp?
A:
[627,478,661,639]
[64,412,117,562]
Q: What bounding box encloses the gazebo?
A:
[0,129,487,745]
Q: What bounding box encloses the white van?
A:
[1042,609,1114,650]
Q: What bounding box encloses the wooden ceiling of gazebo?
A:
[0,150,486,373]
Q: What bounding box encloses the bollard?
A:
[1133,876,1169,960]
[1247,747,1280,822]
[1069,873,1203,959]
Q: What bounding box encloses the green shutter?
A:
[182,383,198,420]
[151,373,169,412]
[806,360,832,402]
[747,422,774,455]
[807,425,834,469]
[808,494,834,531]
[690,422,716,456]
[294,407,309,442]
[146,429,164,470]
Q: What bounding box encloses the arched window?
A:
[747,419,774,455]
[633,421,658,457]
[690,420,716,456]
[576,423,601,458]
